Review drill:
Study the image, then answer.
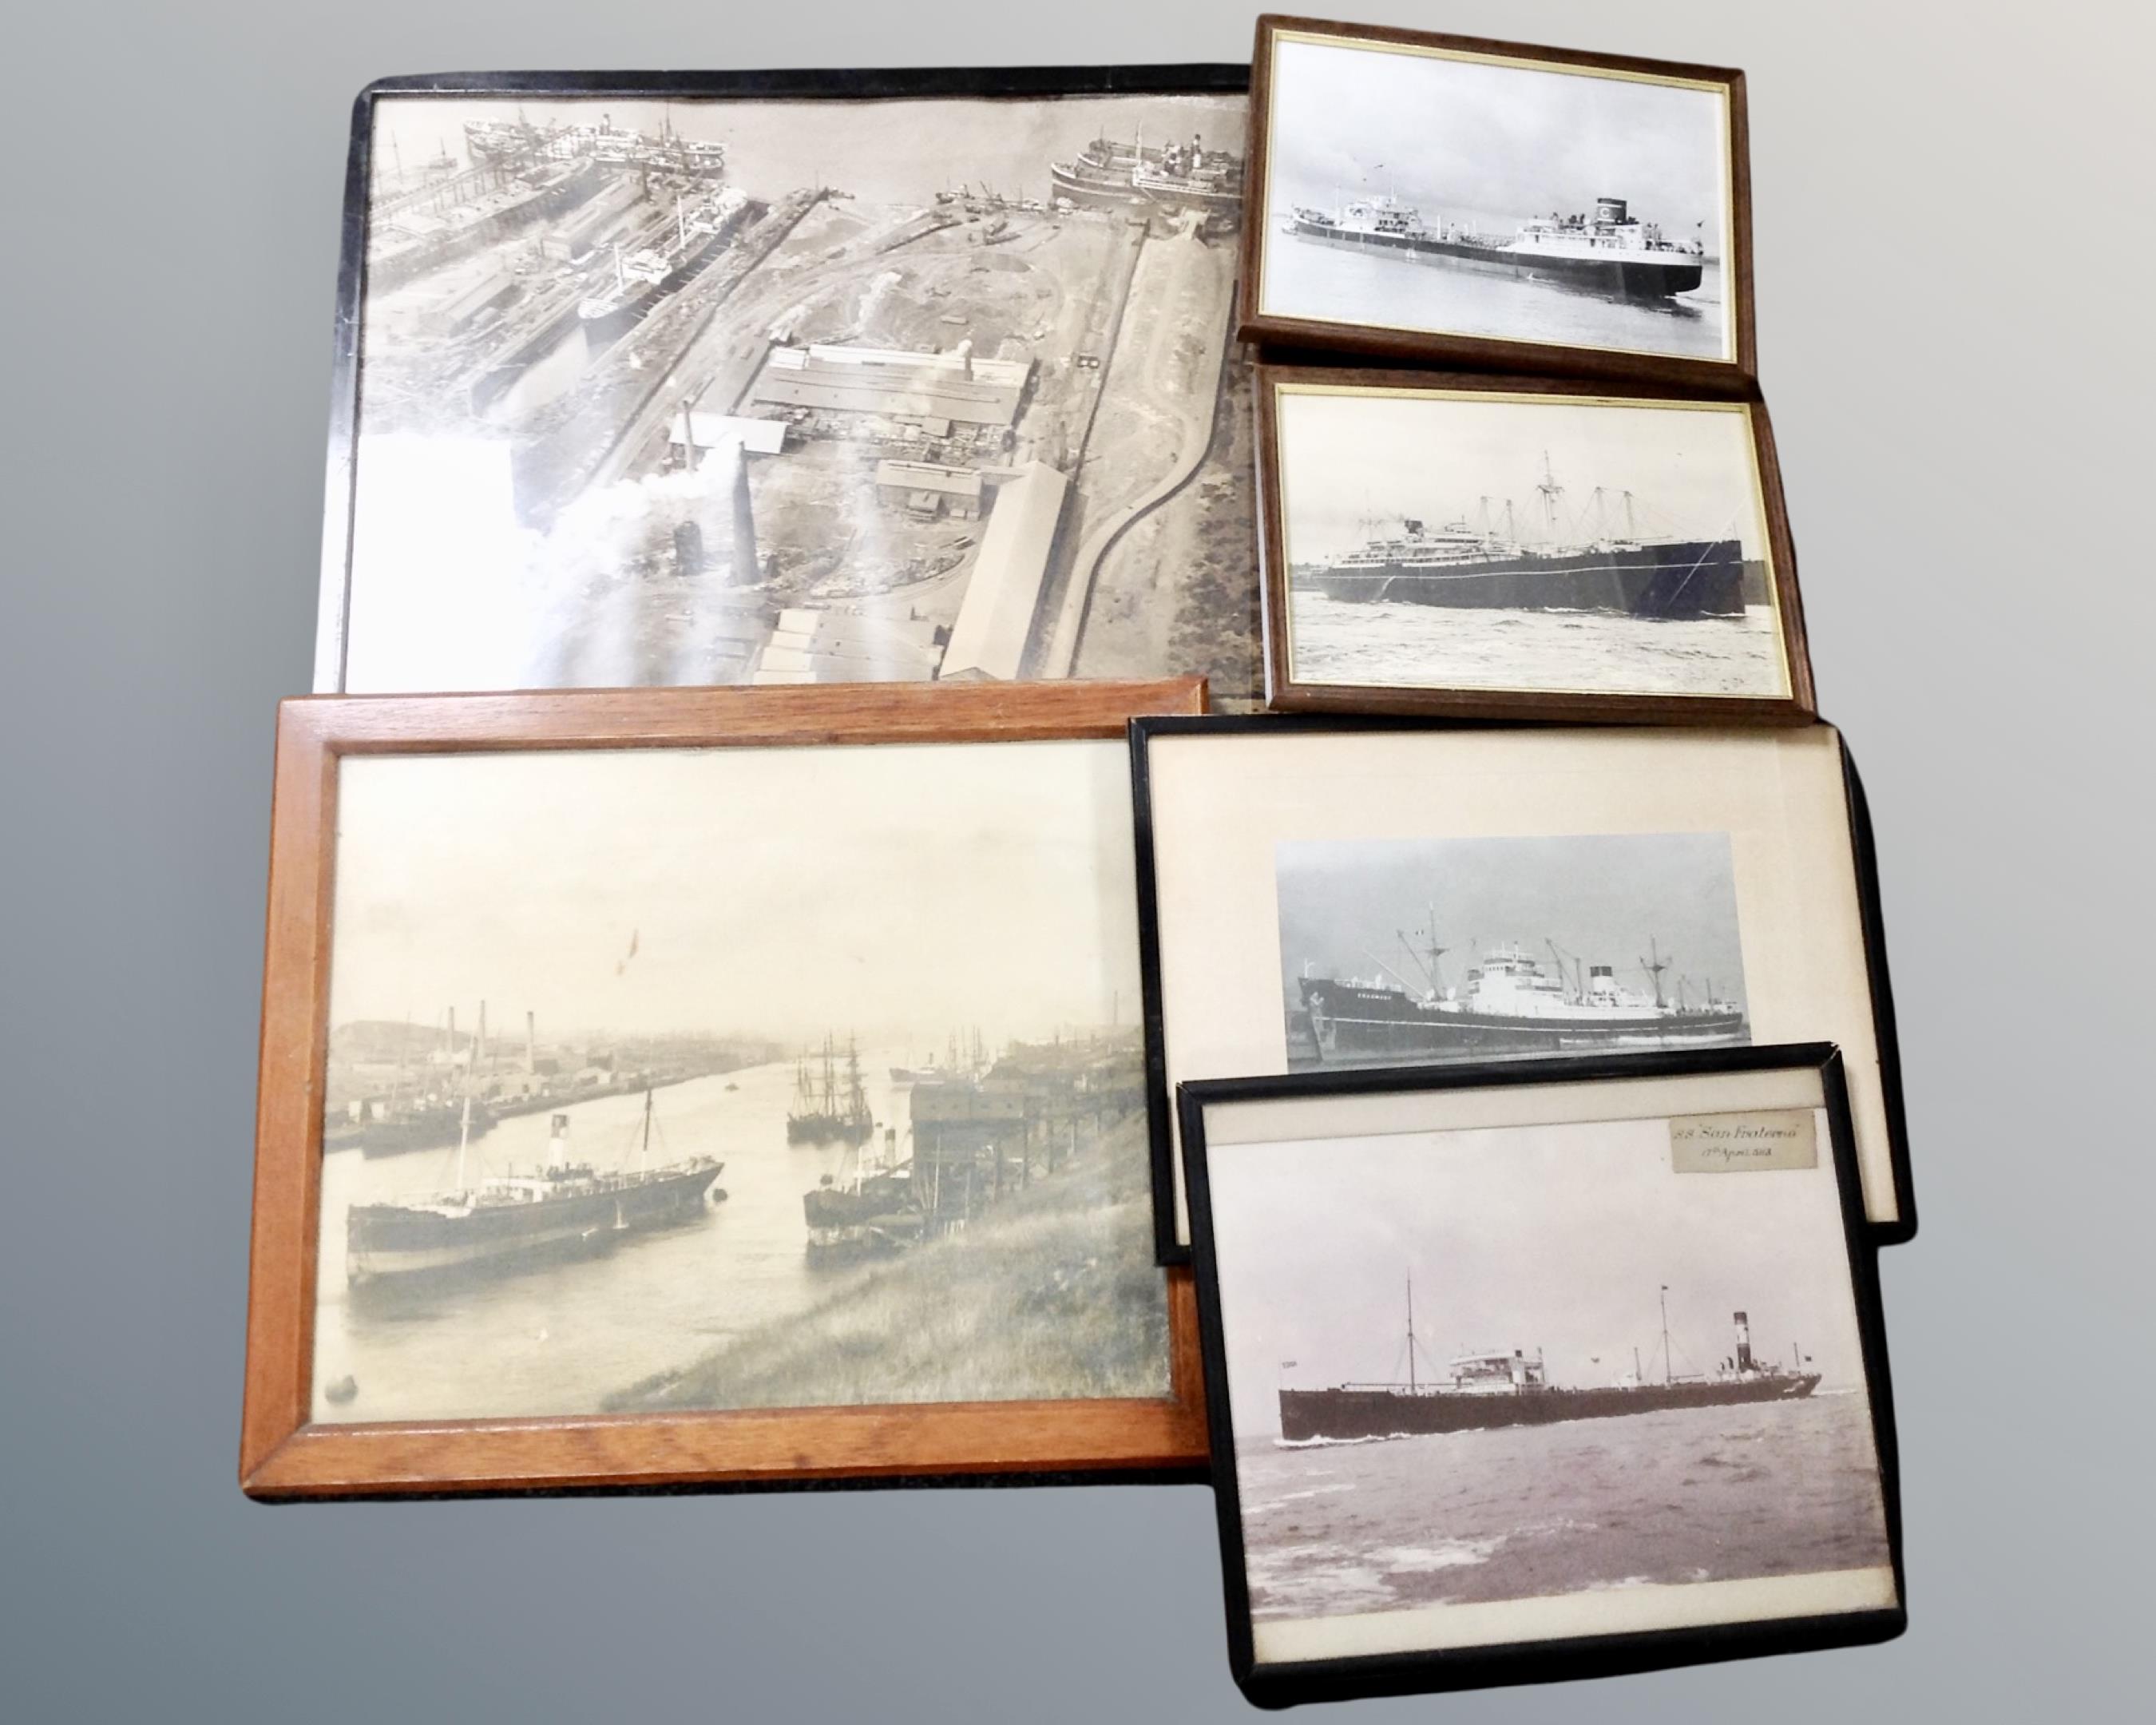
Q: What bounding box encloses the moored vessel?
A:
[1051,129,1243,216]
[786,1033,876,1145]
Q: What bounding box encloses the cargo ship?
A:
[1298,922,1746,1063]
[1282,192,1705,300]
[350,1095,497,1158]
[344,1089,724,1287]
[787,1033,876,1145]
[576,188,751,339]
[1293,453,1746,618]
[1280,1283,1820,1442]
[1050,129,1244,216]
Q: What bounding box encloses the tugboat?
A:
[1298,917,1746,1063]
[786,1033,876,1145]
[1282,191,1705,299]
[803,1128,924,1265]
[344,1089,724,1287]
[1281,1280,1820,1442]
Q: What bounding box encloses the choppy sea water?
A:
[1265,243,1728,362]
[1288,594,1785,699]
[1237,1395,1890,1620]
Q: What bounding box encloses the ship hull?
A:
[346,1164,722,1286]
[1051,162,1241,216]
[786,1115,874,1147]
[355,1108,498,1158]
[1301,978,1747,1062]
[1280,1372,1821,1442]
[1284,218,1702,299]
[1296,537,1745,619]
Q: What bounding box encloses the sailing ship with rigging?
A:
[786,1033,876,1145]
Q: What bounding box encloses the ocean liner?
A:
[1050,129,1244,216]
[1280,1283,1820,1442]
[1294,454,1746,618]
[344,1090,724,1287]
[1282,192,1704,300]
[1298,922,1746,1063]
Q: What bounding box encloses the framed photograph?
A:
[1130,720,1912,1260]
[240,679,1211,1498]
[318,68,1262,702]
[1240,16,1753,388]
[1180,1046,1904,1705]
[1254,367,1813,723]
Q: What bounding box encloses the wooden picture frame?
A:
[1179,1045,1904,1705]
[1254,366,1814,724]
[1128,717,1915,1263]
[316,65,1262,702]
[1239,15,1754,391]
[241,679,1210,1499]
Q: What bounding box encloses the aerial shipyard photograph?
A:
[334,90,1260,700]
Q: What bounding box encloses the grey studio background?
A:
[2,0,2149,1719]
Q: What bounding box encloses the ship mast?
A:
[1639,938,1670,1009]
[638,1084,652,1173]
[1405,1272,1417,1393]
[1660,1284,1674,1386]
[1536,450,1564,536]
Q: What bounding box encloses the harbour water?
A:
[313,1053,913,1423]
[1236,1394,1890,1620]
[1265,244,1728,363]
[1288,595,1785,698]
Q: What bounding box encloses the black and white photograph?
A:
[327,83,1261,698]
[1269,381,1796,706]
[1193,1066,1898,1681]
[309,737,1169,1425]
[1278,832,1750,1072]
[1250,26,1737,366]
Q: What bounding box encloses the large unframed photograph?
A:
[312,738,1167,1425]
[1256,30,1734,362]
[328,86,1258,697]
[1277,831,1751,1069]
[1274,386,1789,700]
[1201,1077,1897,1670]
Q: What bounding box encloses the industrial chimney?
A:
[525,1010,537,1073]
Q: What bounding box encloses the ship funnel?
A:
[1734,1311,1754,1372]
[548,1112,572,1170]
[1596,196,1628,225]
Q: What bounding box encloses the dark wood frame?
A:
[1179,1045,1904,1706]
[1238,15,1754,391]
[1253,365,1814,724]
[241,679,1211,1500]
[315,64,1250,693]
[1128,716,1916,1263]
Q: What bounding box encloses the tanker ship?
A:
[1280,1284,1820,1443]
[344,1090,724,1287]
[1298,923,1746,1064]
[1282,192,1704,300]
[1051,129,1244,216]
[1291,453,1746,618]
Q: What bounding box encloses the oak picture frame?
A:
[1253,364,1815,724]
[1238,15,1755,391]
[241,678,1211,1500]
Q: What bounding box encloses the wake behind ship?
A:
[345,1090,723,1286]
[1300,929,1746,1064]
[1282,191,1704,299]
[1282,1291,1819,1443]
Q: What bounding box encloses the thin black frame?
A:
[1128,715,1917,1263]
[315,63,1251,693]
[1179,1043,1905,1707]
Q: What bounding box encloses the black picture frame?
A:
[1179,1044,1905,1707]
[315,63,1251,694]
[1128,715,1916,1263]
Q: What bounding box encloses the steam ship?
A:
[1294,452,1746,619]
[577,188,752,339]
[1282,192,1705,299]
[803,1128,924,1265]
[344,1090,724,1286]
[1280,1283,1820,1443]
[787,1033,876,1146]
[1050,129,1244,216]
[1298,922,1746,1064]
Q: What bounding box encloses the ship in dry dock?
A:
[1281,1283,1820,1443]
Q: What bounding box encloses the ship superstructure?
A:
[1280,1282,1821,1442]
[1298,914,1746,1063]
[576,188,752,336]
[1051,129,1244,216]
[1282,191,1705,300]
[344,1090,724,1286]
[1293,453,1746,619]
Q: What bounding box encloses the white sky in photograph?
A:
[1208,1116,1869,1437]
[1268,38,1726,248]
[327,740,1139,1046]
[1277,391,1766,563]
